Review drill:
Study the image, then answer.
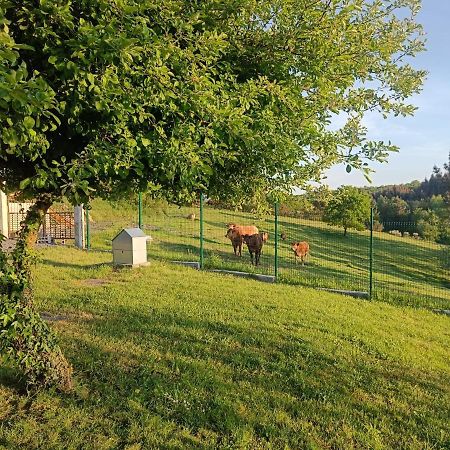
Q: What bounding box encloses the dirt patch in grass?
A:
[40,312,69,322]
[40,311,95,322]
[82,278,110,287]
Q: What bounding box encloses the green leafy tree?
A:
[0,0,426,388]
[324,186,372,235]
[376,195,411,222]
[307,186,333,218]
[279,194,314,218]
[414,208,440,241]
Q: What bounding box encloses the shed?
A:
[112,228,150,267]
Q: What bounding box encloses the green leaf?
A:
[23,116,35,129]
[19,178,31,190]
[35,177,46,189]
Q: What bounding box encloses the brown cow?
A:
[243,232,269,266]
[225,227,244,257]
[225,224,259,257]
[291,241,310,265]
[227,224,259,236]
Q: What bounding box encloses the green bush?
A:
[0,237,72,391]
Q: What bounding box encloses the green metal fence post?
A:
[200,193,204,269]
[138,192,143,229]
[369,206,374,299]
[85,206,91,251]
[274,202,279,281]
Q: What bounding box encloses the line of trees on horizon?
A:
[277,155,450,244]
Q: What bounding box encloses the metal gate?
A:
[8,204,75,241]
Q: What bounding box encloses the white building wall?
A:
[0,191,8,238]
[8,201,33,237]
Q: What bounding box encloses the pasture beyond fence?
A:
[84,197,449,311]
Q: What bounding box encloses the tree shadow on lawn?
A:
[278,220,449,289]
[0,364,27,393]
[154,241,274,271]
[47,306,450,448]
[204,209,262,223]
[277,251,449,297]
[149,242,199,261]
[204,219,231,230]
[202,237,225,246]
[3,300,447,447]
[40,259,111,271]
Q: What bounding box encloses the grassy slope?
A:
[88,199,450,309]
[1,246,449,449]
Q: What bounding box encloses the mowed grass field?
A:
[87,199,450,310]
[0,246,449,449]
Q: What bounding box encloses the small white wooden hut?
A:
[112,228,149,267]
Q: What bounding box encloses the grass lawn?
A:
[86,199,450,310]
[1,246,449,449]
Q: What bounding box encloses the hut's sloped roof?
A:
[112,227,147,241]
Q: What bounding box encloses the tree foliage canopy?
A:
[1,0,425,204]
[376,195,410,221]
[364,153,450,203]
[324,186,372,234]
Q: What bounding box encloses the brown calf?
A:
[291,241,310,265]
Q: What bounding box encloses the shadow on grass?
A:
[0,364,26,393]
[278,220,449,291]
[151,242,199,259]
[46,304,450,448]
[40,260,111,270]
[204,219,230,230]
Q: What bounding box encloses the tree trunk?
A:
[15,196,52,258]
[12,196,53,302]
[344,227,347,236]
[3,195,73,391]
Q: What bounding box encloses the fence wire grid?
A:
[85,197,450,311]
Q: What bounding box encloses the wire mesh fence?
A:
[144,203,200,264]
[373,222,450,310]
[201,203,276,276]
[84,197,449,311]
[86,198,200,263]
[276,215,371,294]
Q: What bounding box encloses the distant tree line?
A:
[365,155,449,202]
[366,155,450,243]
[278,155,450,244]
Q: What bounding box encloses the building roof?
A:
[112,227,147,241]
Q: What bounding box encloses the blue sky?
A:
[325,0,450,188]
